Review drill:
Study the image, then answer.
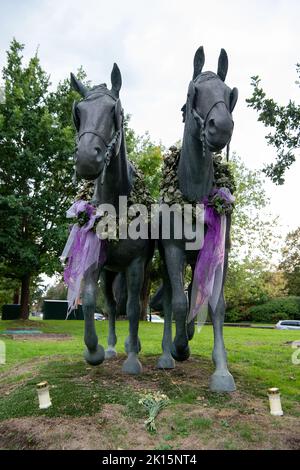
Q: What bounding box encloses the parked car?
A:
[94,313,106,321]
[275,320,300,330]
[147,313,164,323]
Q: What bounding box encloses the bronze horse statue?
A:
[159,47,238,392]
[70,64,154,374]
[66,49,239,392]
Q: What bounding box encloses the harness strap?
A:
[75,90,124,185]
[203,100,228,126]
[78,130,109,147]
[192,100,233,161]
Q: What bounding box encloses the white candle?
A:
[37,381,52,409]
[268,387,283,416]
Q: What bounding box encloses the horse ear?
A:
[114,99,123,155]
[181,103,186,123]
[193,46,205,80]
[230,87,238,112]
[187,81,196,108]
[114,99,123,130]
[217,48,228,81]
[111,63,122,97]
[70,73,88,97]
[72,101,80,131]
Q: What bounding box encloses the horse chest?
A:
[103,239,151,271]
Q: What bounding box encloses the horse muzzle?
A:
[205,124,233,152]
[206,138,230,152]
[75,150,104,180]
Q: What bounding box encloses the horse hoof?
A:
[84,345,105,366]
[105,347,117,359]
[122,355,143,375]
[157,354,175,370]
[125,337,141,354]
[171,343,190,362]
[209,370,236,393]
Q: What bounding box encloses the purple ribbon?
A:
[61,200,106,314]
[188,187,235,323]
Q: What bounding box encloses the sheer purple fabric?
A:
[188,188,234,324]
[61,200,107,314]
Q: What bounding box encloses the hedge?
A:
[226,296,300,323]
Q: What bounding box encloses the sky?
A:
[1,0,299,242]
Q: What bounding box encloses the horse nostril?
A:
[208,118,215,130]
[95,147,102,162]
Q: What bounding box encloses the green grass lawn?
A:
[0,319,299,449]
[1,319,299,407]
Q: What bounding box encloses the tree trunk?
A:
[13,288,20,304]
[20,274,30,319]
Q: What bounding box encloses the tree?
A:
[280,227,300,296]
[225,153,283,310]
[229,153,281,264]
[0,39,81,318]
[0,275,19,312]
[226,259,286,311]
[123,117,163,318]
[124,117,163,198]
[246,67,300,184]
[43,281,67,301]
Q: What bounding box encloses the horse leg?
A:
[125,336,141,354]
[210,216,235,392]
[163,244,190,362]
[187,265,195,341]
[82,269,105,366]
[113,272,141,354]
[122,257,144,375]
[101,270,118,359]
[157,265,175,369]
[209,287,236,392]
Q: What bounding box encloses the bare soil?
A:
[0,356,299,450]
[0,333,71,341]
[0,403,299,450]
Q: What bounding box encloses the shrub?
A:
[225,308,251,323]
[246,296,300,323]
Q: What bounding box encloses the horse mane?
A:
[194,71,219,83]
[85,84,118,102]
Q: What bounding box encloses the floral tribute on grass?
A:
[139,391,170,433]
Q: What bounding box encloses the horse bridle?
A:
[186,76,234,161]
[74,90,124,185]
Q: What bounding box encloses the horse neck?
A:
[177,124,214,202]
[93,130,132,210]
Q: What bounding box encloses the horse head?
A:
[71,64,123,181]
[183,47,238,152]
